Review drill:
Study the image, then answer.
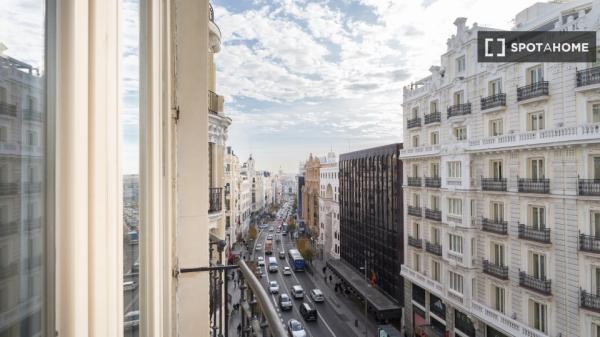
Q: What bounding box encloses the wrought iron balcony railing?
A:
[517,81,549,101]
[581,289,600,312]
[407,177,422,187]
[424,111,441,124]
[0,262,18,280]
[425,241,442,256]
[0,221,18,236]
[407,117,422,129]
[518,177,549,194]
[480,93,506,111]
[519,271,551,295]
[408,206,422,217]
[483,260,508,280]
[578,178,600,196]
[481,218,508,235]
[580,233,600,254]
[424,177,441,188]
[447,103,471,118]
[481,177,507,192]
[408,236,422,249]
[22,108,43,121]
[518,224,551,244]
[577,66,600,87]
[425,208,441,221]
[209,187,223,213]
[0,102,17,117]
[0,183,19,196]
[23,182,42,194]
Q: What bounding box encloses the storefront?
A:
[486,325,509,337]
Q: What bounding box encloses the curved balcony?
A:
[518,177,549,194]
[424,208,441,222]
[209,3,222,52]
[517,81,548,102]
[424,177,440,188]
[483,260,508,280]
[578,178,600,196]
[481,218,507,235]
[481,177,506,192]
[518,224,551,244]
[408,206,422,217]
[0,102,17,117]
[577,66,600,88]
[579,233,600,254]
[425,241,442,256]
[209,187,223,213]
[424,111,440,124]
[519,271,551,295]
[407,177,422,187]
[407,117,421,129]
[581,290,600,312]
[447,103,471,118]
[480,93,506,111]
[408,236,422,249]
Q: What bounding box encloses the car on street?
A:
[267,234,273,240]
[287,319,307,337]
[291,285,304,299]
[278,293,293,311]
[283,266,292,275]
[255,243,262,251]
[299,302,318,321]
[279,251,285,259]
[257,256,265,266]
[124,280,137,291]
[269,227,274,232]
[310,289,324,302]
[269,280,279,294]
[124,310,140,330]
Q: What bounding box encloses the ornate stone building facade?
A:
[302,154,320,238]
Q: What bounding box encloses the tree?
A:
[248,225,257,241]
[287,218,297,233]
[301,246,314,263]
[297,236,308,252]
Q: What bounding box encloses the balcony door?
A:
[431,227,440,244]
[491,285,505,313]
[592,266,600,295]
[491,160,503,179]
[491,242,505,266]
[529,252,546,279]
[454,91,464,105]
[431,195,439,212]
[594,156,600,180]
[530,206,546,230]
[527,65,544,84]
[412,163,419,178]
[489,79,502,96]
[592,212,600,238]
[491,202,504,222]
[431,163,439,178]
[529,158,545,180]
[528,111,545,131]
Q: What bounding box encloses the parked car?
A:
[278,293,293,311]
[291,285,304,299]
[255,243,262,251]
[267,234,273,240]
[269,281,279,294]
[257,256,265,267]
[279,251,285,259]
[299,302,318,321]
[124,310,140,329]
[283,266,292,276]
[310,289,324,302]
[287,319,307,337]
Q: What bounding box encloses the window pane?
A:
[122,0,140,335]
[0,0,48,336]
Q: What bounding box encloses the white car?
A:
[291,285,304,299]
[124,310,140,329]
[269,280,279,294]
[124,280,137,291]
[257,257,265,267]
[287,319,307,337]
[255,243,262,251]
[310,288,324,302]
[283,266,292,275]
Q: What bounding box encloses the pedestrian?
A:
[237,323,241,336]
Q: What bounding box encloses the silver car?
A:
[287,319,307,337]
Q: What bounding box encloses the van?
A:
[291,285,304,299]
[299,302,317,321]
[268,257,278,273]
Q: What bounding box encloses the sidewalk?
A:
[227,242,245,336]
[308,258,381,337]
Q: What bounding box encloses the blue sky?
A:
[212,0,538,173]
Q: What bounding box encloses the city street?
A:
[239,202,380,337]
[124,236,140,337]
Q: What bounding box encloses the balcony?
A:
[581,290,600,312]
[424,177,441,188]
[408,236,422,249]
[518,224,551,244]
[482,260,508,280]
[208,3,222,52]
[407,177,422,187]
[576,66,600,88]
[578,178,600,196]
[447,103,471,118]
[22,108,43,121]
[579,234,600,254]
[517,81,549,102]
[399,144,441,159]
[0,262,18,280]
[0,221,18,236]
[23,182,42,194]
[519,271,551,295]
[425,241,442,256]
[424,111,441,124]
[209,187,223,213]
[424,208,441,222]
[481,177,506,192]
[481,218,508,235]
[471,301,549,337]
[0,102,17,117]
[518,178,549,194]
[480,93,506,111]
[0,183,19,196]
[408,206,422,217]
[407,117,421,129]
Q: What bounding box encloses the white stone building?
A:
[224,146,240,243]
[400,2,600,337]
[318,151,340,260]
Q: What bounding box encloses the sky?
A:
[214,0,540,173]
[0,0,544,174]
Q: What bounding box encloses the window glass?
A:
[492,285,505,313]
[122,0,141,335]
[489,79,502,95]
[0,1,48,336]
[528,111,544,131]
[528,66,544,84]
[430,132,439,145]
[592,103,600,123]
[456,56,465,73]
[454,91,464,104]
[448,161,461,179]
[490,119,503,136]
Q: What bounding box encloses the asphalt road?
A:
[252,216,360,337]
[124,236,140,337]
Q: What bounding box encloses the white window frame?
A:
[448,233,463,254]
[447,161,461,179]
[449,271,464,294]
[448,198,463,216]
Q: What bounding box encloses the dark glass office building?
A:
[338,143,404,307]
